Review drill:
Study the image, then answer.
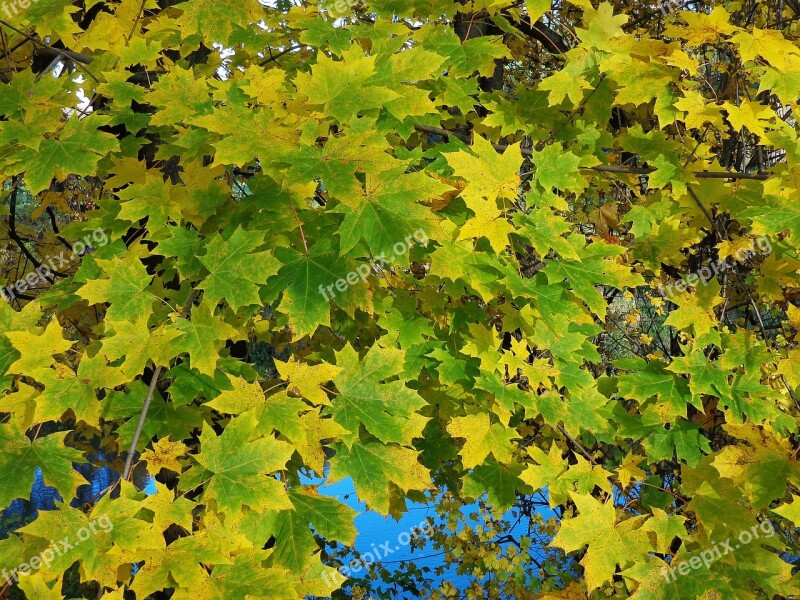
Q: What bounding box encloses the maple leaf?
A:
[552,493,651,591]
[198,227,280,312]
[173,302,240,377]
[141,437,187,474]
[666,6,738,46]
[6,316,73,375]
[577,2,628,47]
[533,145,586,193]
[329,440,432,515]
[331,166,442,260]
[204,376,265,415]
[446,135,522,203]
[327,343,426,445]
[265,238,363,338]
[617,358,695,414]
[0,424,85,507]
[275,358,341,406]
[20,117,119,195]
[457,195,517,253]
[271,488,358,570]
[294,48,399,122]
[663,279,723,344]
[193,411,294,516]
[77,256,156,322]
[538,69,592,106]
[100,316,182,379]
[447,412,518,469]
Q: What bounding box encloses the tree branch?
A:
[412,124,772,180]
[7,177,66,280]
[121,366,162,481]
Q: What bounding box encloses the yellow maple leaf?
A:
[205,376,265,414]
[667,7,737,46]
[446,135,521,203]
[447,413,517,469]
[787,305,800,338]
[618,453,647,488]
[7,318,73,375]
[731,27,800,65]
[457,196,516,253]
[141,437,187,474]
[276,358,342,406]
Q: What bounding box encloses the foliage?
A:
[1,0,800,598]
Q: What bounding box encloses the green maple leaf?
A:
[277,119,400,199]
[34,364,100,424]
[265,238,365,338]
[533,145,586,193]
[77,256,155,322]
[741,195,800,242]
[642,420,712,467]
[193,411,294,516]
[544,238,645,319]
[271,488,358,570]
[667,350,729,399]
[759,66,800,106]
[0,424,85,507]
[207,554,291,599]
[198,227,281,311]
[616,358,696,415]
[173,302,240,376]
[332,167,443,261]
[327,343,426,445]
[514,207,581,260]
[105,381,204,452]
[463,458,531,512]
[422,28,509,77]
[328,440,432,515]
[19,0,82,38]
[100,316,182,378]
[21,117,119,195]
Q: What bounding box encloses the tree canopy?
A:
[1,0,800,598]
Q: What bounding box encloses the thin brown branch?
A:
[121,366,162,481]
[412,124,772,180]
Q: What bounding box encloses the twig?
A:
[7,176,65,280]
[687,185,722,240]
[258,44,305,66]
[121,366,162,481]
[557,424,597,465]
[411,124,771,180]
[0,20,99,83]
